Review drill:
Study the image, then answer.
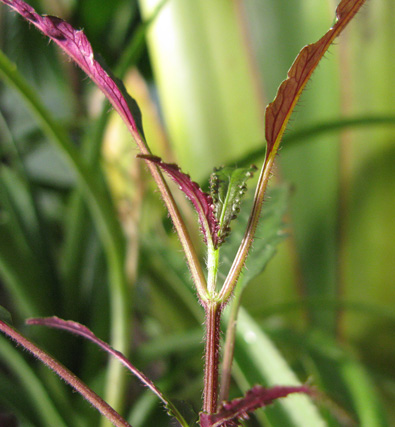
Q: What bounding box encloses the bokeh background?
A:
[0,0,394,426]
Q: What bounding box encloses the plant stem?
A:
[206,245,219,297]
[218,282,243,404]
[203,301,222,414]
[149,164,208,298]
[231,115,395,168]
[219,154,274,303]
[0,321,132,427]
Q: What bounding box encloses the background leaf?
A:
[230,308,326,427]
[0,0,394,425]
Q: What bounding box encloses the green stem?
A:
[219,154,274,303]
[206,245,219,297]
[146,162,208,298]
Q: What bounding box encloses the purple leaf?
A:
[27,317,189,425]
[0,320,132,427]
[1,0,146,150]
[27,317,168,406]
[138,155,219,247]
[200,385,311,427]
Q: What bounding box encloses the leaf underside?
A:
[26,317,168,406]
[1,0,145,147]
[200,385,311,427]
[138,154,219,247]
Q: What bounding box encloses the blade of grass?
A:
[340,360,388,427]
[0,111,60,295]
[234,115,395,167]
[299,329,389,427]
[62,0,168,292]
[219,0,367,304]
[0,321,132,427]
[0,48,130,412]
[0,166,60,312]
[251,298,395,324]
[0,373,39,425]
[230,307,326,427]
[0,335,76,427]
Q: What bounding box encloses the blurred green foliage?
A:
[0,0,394,426]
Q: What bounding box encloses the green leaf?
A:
[0,45,130,413]
[301,330,389,427]
[231,308,326,427]
[0,335,69,427]
[218,185,290,287]
[340,360,389,427]
[210,165,257,246]
[0,306,12,324]
[0,166,55,316]
[166,399,196,427]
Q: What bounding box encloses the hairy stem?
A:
[219,154,274,303]
[0,321,131,427]
[146,162,208,298]
[219,283,243,405]
[206,245,220,297]
[203,301,222,414]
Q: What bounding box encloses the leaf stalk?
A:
[219,153,274,303]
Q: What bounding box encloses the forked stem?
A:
[219,154,274,303]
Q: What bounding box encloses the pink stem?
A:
[203,302,222,414]
[0,321,131,427]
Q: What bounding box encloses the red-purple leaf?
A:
[265,0,366,156]
[138,154,219,247]
[200,385,311,427]
[27,317,168,406]
[0,320,131,427]
[0,0,146,150]
[27,317,189,425]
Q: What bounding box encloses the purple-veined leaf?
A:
[0,0,146,151]
[138,154,219,248]
[265,0,366,158]
[200,384,311,427]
